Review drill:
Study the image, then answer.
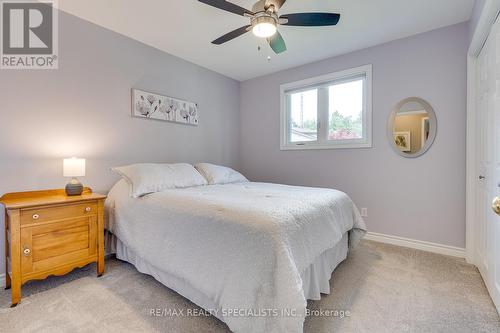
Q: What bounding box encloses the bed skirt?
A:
[106,232,348,320]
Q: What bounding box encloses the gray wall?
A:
[0,11,240,274]
[240,23,468,248]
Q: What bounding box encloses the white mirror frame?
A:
[387,97,437,158]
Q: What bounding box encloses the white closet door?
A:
[492,15,500,311]
[476,14,500,313]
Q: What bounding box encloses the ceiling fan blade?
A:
[199,0,254,17]
[265,0,286,11]
[267,31,287,54]
[280,13,340,26]
[212,25,252,45]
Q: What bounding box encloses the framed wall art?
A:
[132,89,198,126]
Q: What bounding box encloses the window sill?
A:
[280,142,373,151]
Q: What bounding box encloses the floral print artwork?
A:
[132,89,198,126]
[393,132,411,152]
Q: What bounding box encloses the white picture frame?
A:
[394,131,411,152]
[131,89,198,126]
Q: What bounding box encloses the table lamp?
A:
[63,157,85,196]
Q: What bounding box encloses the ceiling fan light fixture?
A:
[200,0,341,54]
[252,22,277,38]
[251,15,277,38]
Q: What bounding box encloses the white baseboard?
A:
[364,232,466,258]
[0,273,5,288]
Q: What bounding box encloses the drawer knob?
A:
[23,247,31,256]
[85,207,92,212]
[32,214,39,220]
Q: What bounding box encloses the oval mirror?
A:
[388,97,437,158]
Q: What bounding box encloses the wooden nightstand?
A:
[0,188,107,306]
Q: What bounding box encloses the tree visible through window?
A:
[281,65,372,150]
[328,80,363,140]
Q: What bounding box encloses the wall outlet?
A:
[360,208,368,217]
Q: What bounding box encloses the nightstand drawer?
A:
[20,202,98,225]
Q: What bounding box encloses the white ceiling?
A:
[59,0,475,81]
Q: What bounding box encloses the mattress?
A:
[105,180,366,333]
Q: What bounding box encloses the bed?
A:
[105,177,366,333]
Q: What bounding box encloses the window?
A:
[280,65,372,150]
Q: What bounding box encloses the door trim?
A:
[466,0,500,265]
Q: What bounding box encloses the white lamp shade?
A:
[63,158,86,177]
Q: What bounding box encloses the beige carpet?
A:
[0,240,499,333]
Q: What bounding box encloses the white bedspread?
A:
[106,181,366,333]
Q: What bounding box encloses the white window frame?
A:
[280,64,373,150]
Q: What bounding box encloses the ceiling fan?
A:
[199,0,340,54]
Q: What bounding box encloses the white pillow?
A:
[112,163,207,198]
[194,163,248,185]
